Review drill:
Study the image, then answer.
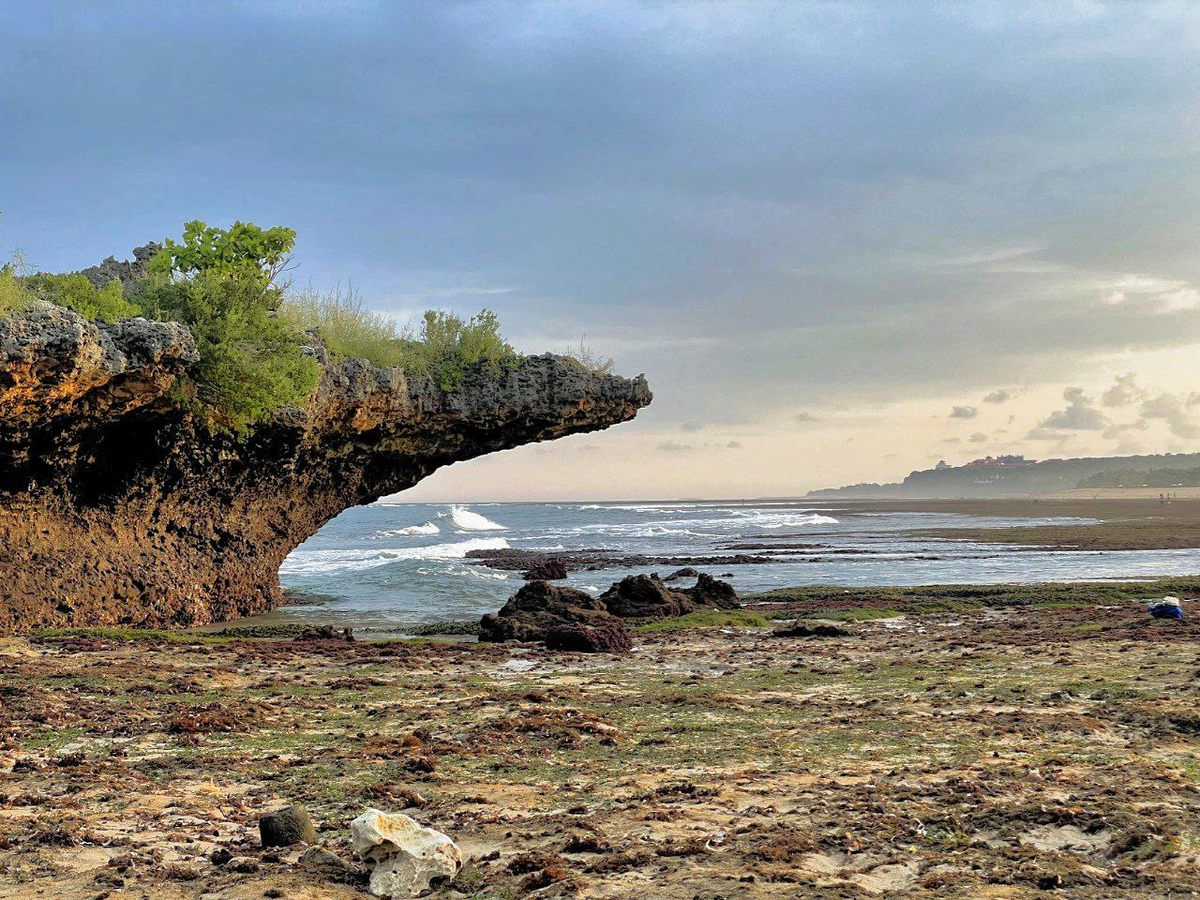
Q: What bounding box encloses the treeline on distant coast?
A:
[0,221,520,431]
[1078,466,1200,489]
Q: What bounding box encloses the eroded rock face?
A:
[0,303,650,633]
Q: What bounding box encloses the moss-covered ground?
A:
[3,592,1200,898]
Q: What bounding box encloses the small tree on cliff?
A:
[140,221,319,433]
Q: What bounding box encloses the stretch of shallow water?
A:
[270,500,1200,629]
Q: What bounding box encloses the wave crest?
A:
[281,537,509,576]
[374,521,440,537]
[440,505,507,531]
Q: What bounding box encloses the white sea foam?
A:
[374,521,440,538]
[759,515,839,528]
[440,505,507,531]
[281,537,509,576]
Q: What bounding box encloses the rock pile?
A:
[479,572,739,652]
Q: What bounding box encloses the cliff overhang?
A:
[0,302,651,632]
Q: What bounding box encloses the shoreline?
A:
[4,576,1199,898]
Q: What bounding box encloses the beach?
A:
[4,572,1200,899]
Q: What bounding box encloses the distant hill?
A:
[1078,466,1200,489]
[808,452,1200,499]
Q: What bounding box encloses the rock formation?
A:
[479,572,739,652]
[0,302,650,632]
[599,572,739,619]
[479,580,634,652]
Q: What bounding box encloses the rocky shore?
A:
[3,579,1200,899]
[0,303,650,633]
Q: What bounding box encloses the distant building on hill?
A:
[963,454,1036,468]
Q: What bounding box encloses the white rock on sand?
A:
[350,808,462,897]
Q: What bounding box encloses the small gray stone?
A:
[259,804,318,847]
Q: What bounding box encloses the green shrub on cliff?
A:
[280,287,409,367]
[281,290,520,390]
[0,264,28,315]
[403,309,520,390]
[21,273,141,324]
[140,221,319,432]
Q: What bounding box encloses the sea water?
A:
[274,500,1200,628]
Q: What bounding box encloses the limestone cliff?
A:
[0,302,651,632]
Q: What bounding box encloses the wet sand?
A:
[4,582,1200,899]
[822,497,1200,551]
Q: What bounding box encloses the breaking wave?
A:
[281,537,509,576]
[756,514,839,528]
[374,521,440,537]
[440,505,507,531]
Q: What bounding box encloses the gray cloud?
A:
[983,390,1011,404]
[1139,393,1200,439]
[680,422,705,432]
[969,432,988,443]
[950,406,978,419]
[1028,387,1108,438]
[794,412,820,423]
[1101,373,1146,408]
[656,441,695,453]
[5,3,1200,495]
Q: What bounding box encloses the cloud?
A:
[794,412,820,423]
[680,421,705,432]
[1097,274,1200,315]
[940,437,961,444]
[949,405,978,419]
[656,441,695,453]
[1101,373,1146,407]
[969,432,988,443]
[983,390,1011,404]
[1028,387,1107,438]
[1139,393,1200,439]
[726,440,742,449]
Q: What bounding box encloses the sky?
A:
[4,1,1200,500]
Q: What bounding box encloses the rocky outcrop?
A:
[479,581,633,652]
[76,242,163,292]
[479,573,738,652]
[599,573,739,619]
[0,303,650,633]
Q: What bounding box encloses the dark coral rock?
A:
[479,580,623,648]
[543,621,632,653]
[522,557,569,581]
[683,573,740,610]
[259,804,317,847]
[599,574,686,619]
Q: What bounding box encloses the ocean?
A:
[271,500,1200,630]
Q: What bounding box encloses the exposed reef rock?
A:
[479,573,738,652]
[0,303,650,633]
[466,547,773,572]
[600,572,739,619]
[479,581,633,652]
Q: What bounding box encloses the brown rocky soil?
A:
[3,596,1200,898]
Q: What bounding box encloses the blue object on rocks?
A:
[1149,602,1184,620]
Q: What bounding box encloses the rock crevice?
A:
[0,303,651,632]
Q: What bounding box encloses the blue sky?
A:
[5,2,1200,498]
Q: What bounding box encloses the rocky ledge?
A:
[0,302,651,632]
